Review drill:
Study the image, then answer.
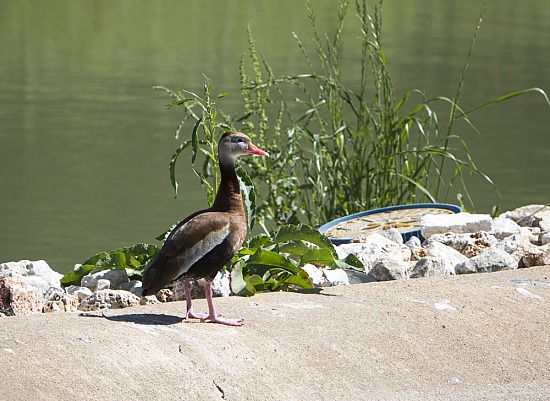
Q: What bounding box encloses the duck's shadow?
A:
[79,312,183,326]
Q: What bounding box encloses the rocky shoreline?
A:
[1,204,549,316]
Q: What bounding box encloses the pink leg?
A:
[204,281,243,326]
[184,279,208,320]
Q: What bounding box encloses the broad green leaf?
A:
[278,241,311,256]
[60,243,159,287]
[279,269,313,289]
[60,264,95,287]
[247,248,299,272]
[272,224,337,258]
[245,234,271,249]
[334,253,365,271]
[300,247,338,266]
[246,274,264,295]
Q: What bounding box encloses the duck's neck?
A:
[211,159,244,214]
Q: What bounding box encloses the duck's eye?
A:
[236,137,245,143]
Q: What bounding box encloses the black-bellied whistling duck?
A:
[141,131,269,326]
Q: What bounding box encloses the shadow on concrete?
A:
[79,312,184,325]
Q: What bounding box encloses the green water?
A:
[1,0,549,273]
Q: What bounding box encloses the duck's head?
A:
[218,131,269,166]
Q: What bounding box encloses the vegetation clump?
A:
[62,0,549,293]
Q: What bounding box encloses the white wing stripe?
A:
[175,223,230,277]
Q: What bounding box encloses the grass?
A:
[154,0,550,231]
[236,0,549,229]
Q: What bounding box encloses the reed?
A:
[237,0,536,228]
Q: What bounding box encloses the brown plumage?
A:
[142,131,268,326]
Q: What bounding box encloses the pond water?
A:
[1,0,549,273]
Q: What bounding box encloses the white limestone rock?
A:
[502,204,549,227]
[65,285,93,302]
[199,270,231,297]
[0,260,63,300]
[302,264,327,287]
[425,242,468,274]
[77,289,140,311]
[426,231,498,258]
[323,268,350,286]
[420,213,492,239]
[411,256,451,278]
[520,244,550,268]
[95,279,111,291]
[405,236,422,248]
[344,270,377,285]
[540,232,550,246]
[490,216,522,240]
[455,247,518,274]
[43,288,79,313]
[335,233,411,268]
[383,228,404,244]
[368,257,412,281]
[539,220,550,233]
[0,276,43,315]
[81,269,129,292]
[494,232,537,263]
[156,288,174,302]
[118,280,143,297]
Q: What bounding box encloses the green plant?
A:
[60,243,158,287]
[148,76,357,294]
[236,0,550,229]
[153,77,260,230]
[229,224,363,296]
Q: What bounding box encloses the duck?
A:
[141,131,269,326]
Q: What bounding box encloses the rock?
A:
[521,227,541,244]
[156,288,174,302]
[405,235,426,261]
[336,233,411,267]
[0,260,63,300]
[81,269,129,292]
[0,276,43,315]
[490,216,521,240]
[95,279,111,291]
[410,257,451,278]
[368,257,411,281]
[520,244,550,268]
[140,295,160,305]
[323,269,350,286]
[410,247,428,261]
[425,242,468,273]
[383,228,404,244]
[455,247,518,274]
[65,285,93,302]
[540,220,550,233]
[502,204,549,227]
[302,264,327,287]
[118,280,144,297]
[426,232,498,258]
[209,270,231,297]
[404,236,422,248]
[494,233,539,263]
[43,288,79,313]
[420,213,492,239]
[540,232,550,246]
[77,290,140,311]
[344,270,377,284]
[172,281,187,301]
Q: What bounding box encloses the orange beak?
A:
[246,142,269,157]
